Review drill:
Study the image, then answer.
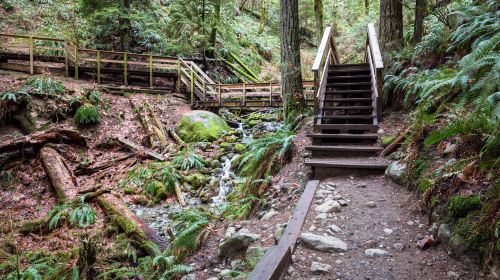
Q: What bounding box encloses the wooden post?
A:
[203,82,207,98]
[64,41,69,77]
[269,82,273,107]
[176,58,181,92]
[123,52,128,86]
[218,84,222,107]
[96,51,101,84]
[313,71,319,115]
[149,54,153,88]
[74,46,79,80]
[190,66,194,106]
[29,36,34,74]
[242,83,246,107]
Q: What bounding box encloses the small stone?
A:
[364,240,378,248]
[300,232,348,252]
[315,213,328,220]
[261,209,279,221]
[406,220,415,226]
[224,227,236,238]
[429,223,439,237]
[366,201,377,208]
[365,248,389,257]
[416,235,434,250]
[447,271,460,279]
[310,262,332,273]
[328,224,342,233]
[393,243,405,251]
[438,224,451,243]
[355,184,367,188]
[309,225,317,231]
[383,228,394,235]
[338,199,348,206]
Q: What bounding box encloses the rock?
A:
[234,143,246,153]
[315,200,341,213]
[355,183,366,188]
[274,225,286,243]
[310,262,332,273]
[180,274,195,280]
[184,173,207,189]
[225,227,236,238]
[315,213,328,220]
[385,160,407,185]
[447,271,460,279]
[218,229,261,257]
[176,110,230,142]
[300,232,348,252]
[210,160,222,168]
[365,248,389,257]
[393,243,405,251]
[261,209,279,221]
[338,199,348,206]
[328,224,342,233]
[364,240,378,248]
[449,234,466,253]
[366,201,377,208]
[438,223,451,243]
[383,228,394,235]
[416,235,434,250]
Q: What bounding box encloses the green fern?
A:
[74,103,101,125]
[169,208,213,260]
[47,197,96,230]
[171,146,206,171]
[22,77,66,97]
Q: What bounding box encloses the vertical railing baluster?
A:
[97,51,101,84]
[64,41,69,77]
[123,52,128,86]
[149,54,153,88]
[29,36,34,74]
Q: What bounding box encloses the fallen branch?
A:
[145,102,169,146]
[381,128,410,156]
[97,193,167,256]
[0,127,87,154]
[129,98,155,147]
[116,137,166,161]
[174,184,186,207]
[74,153,134,176]
[167,128,185,145]
[40,146,79,202]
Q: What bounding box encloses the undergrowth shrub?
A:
[171,146,206,171]
[74,103,101,125]
[47,196,96,229]
[448,195,481,219]
[22,77,66,97]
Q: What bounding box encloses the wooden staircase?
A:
[306,25,390,178]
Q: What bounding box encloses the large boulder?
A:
[385,160,407,185]
[176,110,230,142]
[218,229,261,258]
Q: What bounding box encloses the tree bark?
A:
[119,0,131,52]
[365,0,369,15]
[0,128,87,154]
[413,0,425,44]
[258,1,267,34]
[207,0,221,58]
[40,147,79,202]
[314,0,324,45]
[379,0,403,52]
[97,193,167,256]
[280,0,305,119]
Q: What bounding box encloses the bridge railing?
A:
[311,26,340,116]
[364,23,384,122]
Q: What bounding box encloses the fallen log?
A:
[129,99,155,147]
[167,128,185,145]
[174,184,186,207]
[115,137,166,161]
[40,146,79,202]
[145,102,169,146]
[97,193,167,256]
[0,127,87,154]
[74,153,134,176]
[381,128,410,156]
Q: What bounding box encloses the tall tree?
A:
[364,0,369,15]
[379,0,403,52]
[258,0,268,34]
[280,0,305,118]
[207,0,221,57]
[413,0,426,44]
[314,0,324,45]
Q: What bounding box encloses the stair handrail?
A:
[365,23,384,122]
[311,27,339,116]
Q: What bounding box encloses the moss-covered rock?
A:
[184,173,207,189]
[247,119,262,127]
[219,142,233,151]
[234,143,246,153]
[176,110,230,143]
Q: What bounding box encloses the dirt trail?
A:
[289,176,483,280]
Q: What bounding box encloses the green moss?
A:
[183,173,207,189]
[448,195,481,219]
[234,143,246,153]
[381,135,396,146]
[74,103,100,125]
[176,111,230,142]
[417,178,434,192]
[219,142,233,150]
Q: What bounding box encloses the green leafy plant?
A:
[171,147,206,171]
[22,77,65,97]
[74,103,101,125]
[85,89,102,105]
[47,197,96,230]
[169,208,213,260]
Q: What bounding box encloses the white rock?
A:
[310,262,332,273]
[393,243,405,251]
[338,199,348,206]
[366,201,377,208]
[261,209,279,221]
[447,271,460,279]
[225,227,236,238]
[365,248,389,257]
[300,232,348,252]
[383,228,394,235]
[315,213,328,220]
[315,200,341,213]
[328,224,342,233]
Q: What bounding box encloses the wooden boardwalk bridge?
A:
[0,33,314,109]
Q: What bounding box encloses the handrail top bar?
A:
[0,33,66,42]
[311,27,332,71]
[367,23,384,69]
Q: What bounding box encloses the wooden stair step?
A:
[315,115,373,120]
[307,133,378,140]
[329,69,370,74]
[320,106,373,110]
[314,124,378,131]
[305,158,389,169]
[328,75,371,79]
[326,90,372,94]
[327,82,372,86]
[322,98,372,102]
[305,145,383,152]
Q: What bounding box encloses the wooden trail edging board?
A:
[248,180,319,280]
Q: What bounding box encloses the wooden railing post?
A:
[269,82,273,107]
[96,51,101,84]
[176,58,181,92]
[29,36,34,74]
[64,41,69,77]
[313,71,319,115]
[123,52,128,86]
[149,54,153,88]
[242,83,246,107]
[218,84,222,107]
[74,46,79,80]
[190,65,194,106]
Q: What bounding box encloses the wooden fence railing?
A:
[365,23,384,122]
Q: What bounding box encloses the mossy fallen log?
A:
[97,193,166,256]
[228,51,259,81]
[40,146,79,202]
[226,61,260,83]
[74,154,134,176]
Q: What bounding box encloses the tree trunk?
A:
[364,0,369,15]
[207,0,221,58]
[40,147,79,202]
[314,0,324,45]
[280,0,305,119]
[331,0,339,37]
[413,0,425,44]
[119,0,131,52]
[379,0,403,52]
[0,128,87,154]
[258,0,267,34]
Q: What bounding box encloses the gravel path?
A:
[288,176,483,280]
